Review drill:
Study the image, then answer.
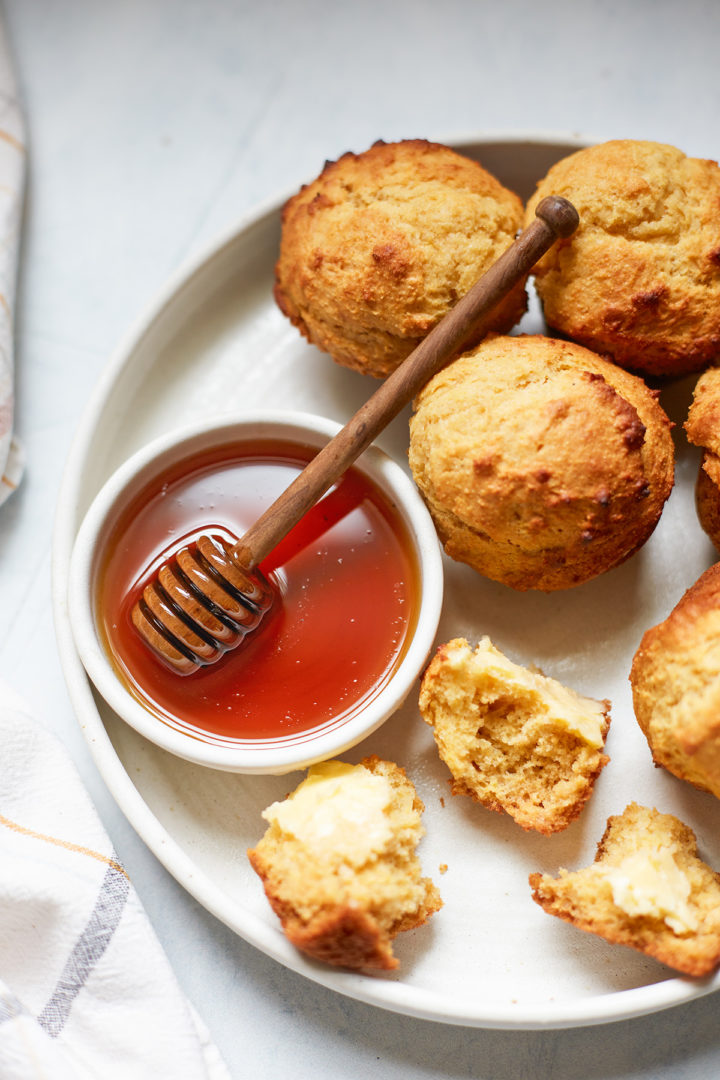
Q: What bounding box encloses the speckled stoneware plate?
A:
[53,133,720,1029]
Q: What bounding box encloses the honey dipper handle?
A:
[234,195,579,569]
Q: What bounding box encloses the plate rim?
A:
[51,129,720,1029]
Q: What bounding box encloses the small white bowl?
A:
[68,411,444,774]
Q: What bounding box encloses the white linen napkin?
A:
[0,20,25,506]
[0,682,230,1080]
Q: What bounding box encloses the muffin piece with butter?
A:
[530,803,720,976]
[419,637,611,835]
[274,139,526,378]
[248,757,441,970]
[408,334,675,591]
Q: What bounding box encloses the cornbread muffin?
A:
[408,334,675,591]
[274,139,526,378]
[630,562,720,798]
[685,367,720,548]
[525,140,720,377]
[530,803,720,976]
[247,757,441,970]
[418,637,611,835]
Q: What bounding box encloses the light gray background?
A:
[2,1,720,1077]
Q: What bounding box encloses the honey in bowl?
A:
[96,438,421,746]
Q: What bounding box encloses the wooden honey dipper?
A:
[131,195,579,674]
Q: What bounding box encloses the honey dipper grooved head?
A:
[132,535,274,675]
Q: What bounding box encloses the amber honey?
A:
[97,439,420,744]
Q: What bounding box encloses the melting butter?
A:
[263,761,393,863]
[600,848,698,934]
[469,637,607,749]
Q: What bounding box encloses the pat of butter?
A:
[263,761,393,864]
[600,848,698,934]
[469,637,607,750]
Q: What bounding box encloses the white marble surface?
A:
[2,1,720,1076]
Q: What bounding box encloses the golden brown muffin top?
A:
[685,367,720,455]
[525,140,720,377]
[408,334,674,589]
[274,139,526,377]
[631,561,720,768]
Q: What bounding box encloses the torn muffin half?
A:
[530,803,720,976]
[419,637,610,834]
[248,756,441,971]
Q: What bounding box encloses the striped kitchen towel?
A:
[0,20,25,506]
[0,682,230,1080]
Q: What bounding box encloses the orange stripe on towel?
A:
[0,128,25,153]
[0,814,129,878]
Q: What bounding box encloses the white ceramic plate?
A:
[53,134,720,1029]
